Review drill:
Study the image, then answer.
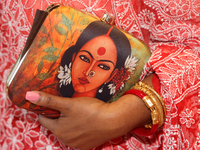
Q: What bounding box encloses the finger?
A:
[38,115,57,133]
[25,91,72,111]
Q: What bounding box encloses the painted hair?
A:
[60,21,131,102]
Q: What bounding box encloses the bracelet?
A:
[133,85,164,127]
[123,81,166,136]
[134,82,166,124]
[138,81,166,118]
[123,89,159,136]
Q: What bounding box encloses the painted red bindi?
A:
[97,47,106,55]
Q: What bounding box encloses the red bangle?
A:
[123,89,146,98]
[123,89,159,136]
[133,124,159,136]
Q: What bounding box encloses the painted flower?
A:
[108,84,116,95]
[124,55,139,73]
[108,55,139,94]
[57,63,72,87]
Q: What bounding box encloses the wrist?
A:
[99,94,151,139]
[122,78,166,136]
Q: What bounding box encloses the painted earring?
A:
[98,82,106,93]
[88,70,95,78]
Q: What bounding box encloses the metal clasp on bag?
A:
[45,3,63,13]
[101,12,115,25]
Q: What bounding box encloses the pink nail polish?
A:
[25,91,40,102]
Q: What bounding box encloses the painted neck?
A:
[72,88,98,98]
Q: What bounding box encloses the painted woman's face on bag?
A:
[71,35,117,93]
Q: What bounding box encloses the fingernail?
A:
[25,91,40,102]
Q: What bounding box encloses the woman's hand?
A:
[25,74,154,150]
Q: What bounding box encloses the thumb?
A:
[25,91,71,112]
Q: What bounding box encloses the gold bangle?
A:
[144,88,164,127]
[138,81,166,119]
[142,95,159,126]
[133,85,164,127]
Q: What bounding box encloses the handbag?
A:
[6,3,151,118]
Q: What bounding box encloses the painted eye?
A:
[79,55,90,63]
[98,64,110,70]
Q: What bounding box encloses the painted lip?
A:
[78,77,90,84]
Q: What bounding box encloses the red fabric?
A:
[152,74,161,95]
[1,0,200,149]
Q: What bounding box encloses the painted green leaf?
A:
[78,29,83,33]
[80,18,91,25]
[44,47,59,53]
[55,25,67,35]
[37,60,44,73]
[37,73,51,80]
[56,8,59,16]
[38,37,48,47]
[60,14,74,30]
[43,54,59,62]
[41,25,48,35]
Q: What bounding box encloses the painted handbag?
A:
[6,3,151,118]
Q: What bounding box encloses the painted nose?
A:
[85,60,96,76]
